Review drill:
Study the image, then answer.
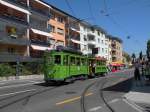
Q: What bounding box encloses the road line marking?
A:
[56,92,93,105]
[0,81,44,89]
[89,106,102,111]
[123,99,144,112]
[108,98,119,104]
[0,89,36,97]
[88,99,120,112]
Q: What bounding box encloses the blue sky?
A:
[45,0,150,55]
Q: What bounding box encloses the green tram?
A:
[43,46,107,83]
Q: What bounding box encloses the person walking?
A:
[134,61,141,86]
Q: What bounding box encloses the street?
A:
[0,69,143,112]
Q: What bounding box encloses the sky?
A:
[45,0,150,55]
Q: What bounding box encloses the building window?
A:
[57,28,64,35]
[102,48,104,52]
[98,38,100,43]
[102,40,104,44]
[50,11,55,19]
[97,31,100,36]
[8,48,15,54]
[57,17,64,23]
[84,35,87,41]
[91,27,94,33]
[48,24,55,33]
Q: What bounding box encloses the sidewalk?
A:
[0,74,44,81]
[125,78,150,111]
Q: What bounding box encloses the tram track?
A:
[0,84,60,109]
[80,77,116,112]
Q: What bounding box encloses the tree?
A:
[139,51,143,61]
[131,53,136,63]
[147,40,150,61]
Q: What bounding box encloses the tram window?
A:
[70,57,75,65]
[81,59,85,65]
[63,56,68,65]
[76,58,80,66]
[97,61,100,65]
[54,55,61,64]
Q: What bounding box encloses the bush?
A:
[0,63,16,77]
[24,62,43,74]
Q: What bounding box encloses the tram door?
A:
[89,59,95,76]
[63,55,69,77]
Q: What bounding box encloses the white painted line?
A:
[89,106,102,111]
[108,98,119,104]
[88,99,120,112]
[0,82,6,85]
[0,89,36,97]
[123,99,144,112]
[0,81,44,89]
[28,80,43,83]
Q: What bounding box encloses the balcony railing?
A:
[31,39,50,47]
[5,0,28,9]
[0,34,29,45]
[0,14,28,26]
[29,6,50,18]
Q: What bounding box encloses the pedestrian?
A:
[134,61,141,86]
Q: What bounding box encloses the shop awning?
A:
[31,28,53,37]
[31,45,51,51]
[71,39,86,45]
[0,0,31,15]
[110,62,125,66]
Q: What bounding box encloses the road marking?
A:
[0,89,36,97]
[123,99,144,112]
[0,81,44,89]
[108,98,119,104]
[89,106,102,111]
[88,98,119,112]
[56,92,93,105]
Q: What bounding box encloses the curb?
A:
[0,75,44,81]
[123,97,145,112]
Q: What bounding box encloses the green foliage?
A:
[132,53,136,59]
[24,62,43,74]
[0,63,16,77]
[147,40,150,60]
[139,51,143,60]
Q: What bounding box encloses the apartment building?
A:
[48,6,67,48]
[29,0,51,58]
[0,0,51,62]
[109,35,123,63]
[80,23,109,60]
[0,0,123,63]
[0,0,30,62]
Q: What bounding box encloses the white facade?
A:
[80,23,109,61]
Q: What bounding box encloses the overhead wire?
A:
[87,0,96,24]
[65,0,77,17]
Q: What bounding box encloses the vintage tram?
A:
[43,46,107,83]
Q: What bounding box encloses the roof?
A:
[107,35,123,43]
[42,0,80,21]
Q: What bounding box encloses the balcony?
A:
[0,33,29,46]
[0,52,41,62]
[30,39,50,47]
[29,6,50,19]
[30,22,49,32]
[0,14,28,26]
[5,0,28,9]
[87,40,96,45]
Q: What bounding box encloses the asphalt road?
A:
[0,69,142,112]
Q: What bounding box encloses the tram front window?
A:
[54,55,61,64]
